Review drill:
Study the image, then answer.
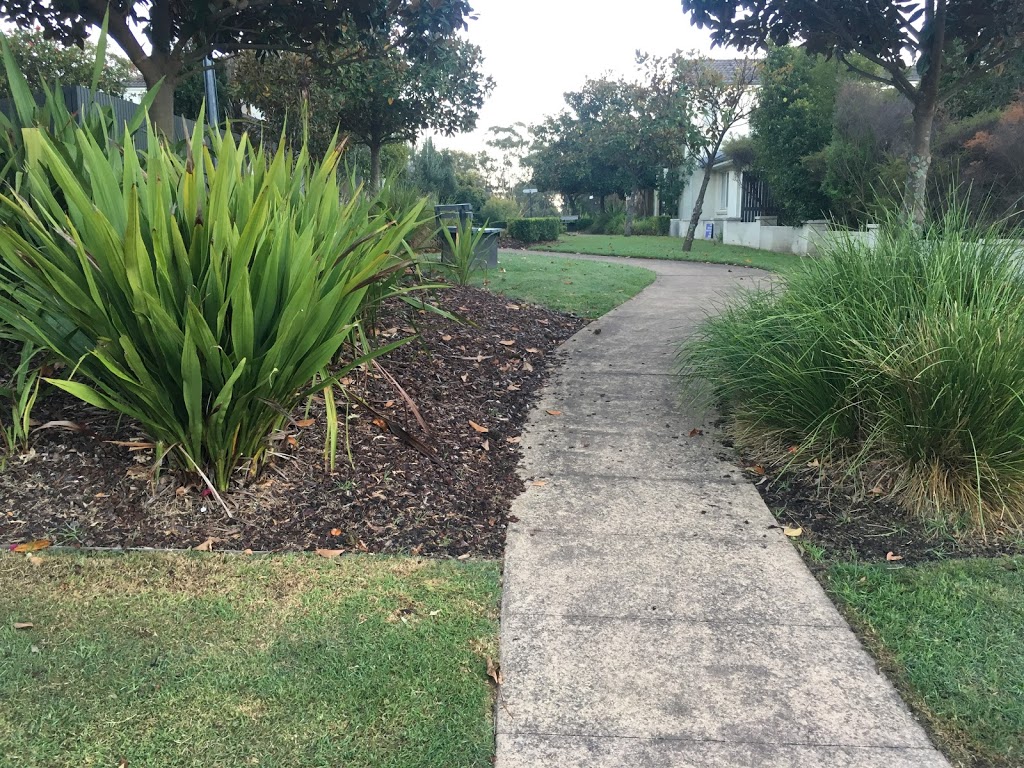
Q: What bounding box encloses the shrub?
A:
[682,206,1024,538]
[479,196,521,227]
[439,219,492,286]
[631,216,672,237]
[586,210,626,235]
[0,122,423,491]
[507,217,562,243]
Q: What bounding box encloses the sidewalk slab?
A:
[498,614,933,749]
[496,735,951,768]
[502,530,845,626]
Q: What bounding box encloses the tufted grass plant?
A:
[683,206,1024,538]
[0,119,424,491]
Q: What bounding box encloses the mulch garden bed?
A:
[0,286,586,557]
[735,456,1024,565]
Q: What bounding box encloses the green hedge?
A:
[631,216,672,236]
[508,217,562,243]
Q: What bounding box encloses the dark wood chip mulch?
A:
[0,287,586,557]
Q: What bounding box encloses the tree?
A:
[0,26,133,97]
[682,0,1024,227]
[235,37,490,191]
[0,0,474,134]
[408,138,490,209]
[527,56,692,234]
[677,55,760,251]
[750,46,840,224]
[485,123,529,198]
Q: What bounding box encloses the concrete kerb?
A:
[495,251,950,767]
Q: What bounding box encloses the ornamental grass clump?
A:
[683,206,1024,538]
[0,121,424,491]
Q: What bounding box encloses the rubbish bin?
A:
[476,227,502,269]
[439,225,502,269]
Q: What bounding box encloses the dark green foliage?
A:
[507,218,562,244]
[0,27,133,98]
[750,46,838,224]
[0,0,475,133]
[630,216,672,236]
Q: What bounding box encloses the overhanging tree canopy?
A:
[0,0,474,133]
[681,0,1024,226]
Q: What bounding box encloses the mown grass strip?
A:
[533,234,802,273]
[472,251,656,318]
[0,551,500,768]
[826,557,1024,767]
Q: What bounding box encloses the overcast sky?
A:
[427,0,734,154]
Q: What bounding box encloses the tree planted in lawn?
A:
[0,26,133,98]
[235,37,492,192]
[677,55,760,251]
[0,0,474,135]
[681,0,1024,227]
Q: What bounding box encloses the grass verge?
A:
[826,557,1024,766]
[0,551,500,768]
[473,251,656,318]
[533,234,801,273]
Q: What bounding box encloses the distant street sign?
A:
[704,222,715,239]
[523,188,538,194]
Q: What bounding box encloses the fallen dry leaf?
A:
[522,361,534,372]
[783,526,803,538]
[507,383,521,391]
[545,410,562,416]
[688,428,704,437]
[193,537,217,552]
[330,528,342,537]
[486,657,503,686]
[869,485,885,495]
[27,555,43,568]
[11,539,50,553]
[747,465,767,476]
[460,373,470,383]
[531,480,548,487]
[481,439,490,452]
[525,347,542,354]
[13,622,33,630]
[457,553,471,560]
[787,445,799,454]
[441,334,453,341]
[468,420,489,433]
[806,458,821,469]
[315,549,344,559]
[886,551,904,562]
[294,418,316,428]
[498,340,515,346]
[506,303,520,310]
[506,436,522,444]
[242,549,254,555]
[372,418,388,430]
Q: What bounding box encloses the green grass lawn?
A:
[826,557,1024,766]
[534,233,803,273]
[0,551,500,768]
[472,251,656,318]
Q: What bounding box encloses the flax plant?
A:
[0,119,424,491]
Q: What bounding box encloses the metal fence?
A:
[1,86,196,148]
[740,172,780,223]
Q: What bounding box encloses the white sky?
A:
[428,0,733,154]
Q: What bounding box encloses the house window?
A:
[720,173,730,210]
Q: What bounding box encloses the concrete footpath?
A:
[495,252,949,767]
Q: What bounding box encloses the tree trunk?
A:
[369,142,383,193]
[682,162,716,252]
[146,74,177,138]
[624,188,638,236]
[600,195,606,214]
[903,93,938,229]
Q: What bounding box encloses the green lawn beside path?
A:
[0,552,500,768]
[534,233,802,273]
[473,251,657,318]
[826,557,1024,766]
